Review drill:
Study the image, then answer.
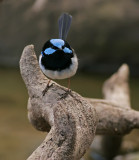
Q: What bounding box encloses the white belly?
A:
[39,54,78,79]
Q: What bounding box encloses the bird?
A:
[39,13,78,95]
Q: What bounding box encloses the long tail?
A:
[58,13,72,40]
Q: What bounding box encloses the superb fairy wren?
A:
[39,13,78,95]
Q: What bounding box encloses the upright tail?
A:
[58,13,72,40]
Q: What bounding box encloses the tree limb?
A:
[90,64,131,159]
[87,99,139,135]
[20,45,139,160]
[20,45,98,160]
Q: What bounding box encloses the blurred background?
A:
[0,0,139,160]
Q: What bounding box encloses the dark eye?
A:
[51,45,57,50]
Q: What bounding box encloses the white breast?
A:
[39,54,78,79]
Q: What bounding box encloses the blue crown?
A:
[50,39,64,48]
[42,39,72,56]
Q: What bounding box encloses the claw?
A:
[59,89,71,99]
[42,80,53,96]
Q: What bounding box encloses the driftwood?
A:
[20,45,139,160]
[90,64,131,159]
[100,63,130,159]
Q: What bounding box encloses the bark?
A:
[19,45,139,160]
[87,99,139,135]
[20,45,98,160]
[95,64,130,159]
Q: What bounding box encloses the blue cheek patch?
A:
[63,47,72,54]
[43,48,56,55]
[50,39,65,49]
[41,51,44,56]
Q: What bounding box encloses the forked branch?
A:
[20,45,139,160]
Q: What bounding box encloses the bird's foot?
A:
[59,89,71,100]
[42,81,53,96]
[58,89,82,104]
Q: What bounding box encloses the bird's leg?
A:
[59,78,71,99]
[66,78,82,103]
[42,79,53,96]
[58,78,82,103]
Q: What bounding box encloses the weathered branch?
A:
[87,99,139,135]
[91,64,131,159]
[20,45,139,160]
[102,63,131,108]
[20,45,98,160]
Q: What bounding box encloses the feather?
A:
[58,13,72,40]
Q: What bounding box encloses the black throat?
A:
[41,50,73,71]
